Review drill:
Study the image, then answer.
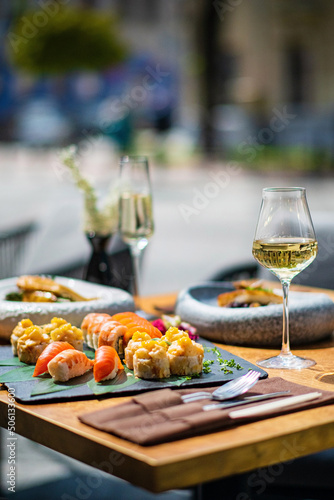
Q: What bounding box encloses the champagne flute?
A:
[118,156,154,311]
[252,187,318,369]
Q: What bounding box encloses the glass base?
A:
[257,353,316,370]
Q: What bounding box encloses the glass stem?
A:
[130,244,142,311]
[281,279,292,357]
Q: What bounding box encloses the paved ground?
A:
[1,142,334,296]
[1,142,334,498]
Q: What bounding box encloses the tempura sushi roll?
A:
[49,319,84,351]
[97,320,127,355]
[17,326,50,365]
[111,312,162,346]
[81,313,112,348]
[124,331,151,370]
[10,318,34,355]
[133,339,170,379]
[167,336,204,376]
[48,349,94,382]
[94,346,123,383]
[33,341,75,377]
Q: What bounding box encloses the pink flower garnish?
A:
[151,319,167,334]
[179,322,198,340]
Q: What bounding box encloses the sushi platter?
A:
[0,340,267,403]
[0,281,268,403]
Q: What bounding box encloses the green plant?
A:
[60,146,119,236]
[8,7,127,75]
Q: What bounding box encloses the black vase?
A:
[84,232,113,286]
[84,232,134,292]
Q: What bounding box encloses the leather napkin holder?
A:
[79,377,334,446]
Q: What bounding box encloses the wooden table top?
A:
[1,283,334,493]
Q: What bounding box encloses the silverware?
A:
[202,391,290,411]
[229,392,322,419]
[182,370,261,403]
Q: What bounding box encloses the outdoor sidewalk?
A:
[1,143,334,296]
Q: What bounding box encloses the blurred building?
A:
[1,0,334,165]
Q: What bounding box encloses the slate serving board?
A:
[0,341,267,404]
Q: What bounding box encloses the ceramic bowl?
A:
[175,282,334,347]
[0,276,135,340]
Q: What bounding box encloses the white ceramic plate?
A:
[175,282,334,347]
[0,276,135,340]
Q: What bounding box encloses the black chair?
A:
[0,221,37,279]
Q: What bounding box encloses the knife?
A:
[203,391,290,411]
[229,392,322,419]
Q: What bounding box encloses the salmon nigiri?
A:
[111,312,162,346]
[48,349,94,382]
[94,346,123,383]
[33,341,75,377]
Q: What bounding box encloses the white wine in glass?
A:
[252,187,318,369]
[118,156,154,310]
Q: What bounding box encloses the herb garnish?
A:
[204,347,244,374]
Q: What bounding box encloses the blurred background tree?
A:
[8,4,127,75]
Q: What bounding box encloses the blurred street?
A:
[1,143,334,296]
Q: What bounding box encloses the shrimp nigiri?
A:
[81,313,112,348]
[48,349,94,382]
[97,320,127,354]
[94,346,123,383]
[111,312,162,346]
[33,341,75,377]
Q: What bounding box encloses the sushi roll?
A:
[97,320,127,355]
[81,313,112,348]
[133,339,170,379]
[124,331,151,370]
[10,318,34,355]
[48,349,94,382]
[17,326,50,365]
[94,346,123,383]
[50,319,84,351]
[111,312,162,346]
[167,336,204,376]
[33,341,75,377]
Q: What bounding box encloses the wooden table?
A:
[0,284,334,494]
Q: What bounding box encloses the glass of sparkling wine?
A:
[252,187,318,369]
[118,156,154,310]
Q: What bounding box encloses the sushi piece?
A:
[33,341,75,377]
[10,318,34,355]
[124,331,151,370]
[97,320,127,355]
[94,346,123,383]
[167,335,204,376]
[49,319,84,351]
[111,312,162,346]
[81,313,112,348]
[17,326,50,365]
[133,339,170,379]
[48,349,94,382]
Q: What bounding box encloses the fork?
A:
[181,370,261,403]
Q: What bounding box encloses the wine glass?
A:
[118,156,154,311]
[252,187,318,369]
